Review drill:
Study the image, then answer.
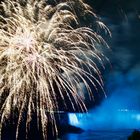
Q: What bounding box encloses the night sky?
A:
[84,0,140,109]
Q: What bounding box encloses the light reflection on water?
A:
[68,110,140,130]
[64,111,140,140]
[61,129,134,140]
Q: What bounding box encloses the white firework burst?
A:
[0,0,110,139]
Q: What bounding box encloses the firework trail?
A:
[0,0,110,139]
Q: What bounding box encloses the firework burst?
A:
[0,0,110,139]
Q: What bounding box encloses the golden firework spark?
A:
[0,0,110,139]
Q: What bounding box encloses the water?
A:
[64,112,140,139]
[68,111,140,131]
[61,129,134,140]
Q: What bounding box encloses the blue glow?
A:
[68,110,140,130]
[64,7,140,140]
[68,70,140,130]
[68,71,140,130]
[68,26,140,131]
[68,113,79,126]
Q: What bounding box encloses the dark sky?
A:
[84,0,140,110]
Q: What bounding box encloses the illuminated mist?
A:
[68,69,140,130]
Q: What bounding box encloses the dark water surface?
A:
[61,129,135,140]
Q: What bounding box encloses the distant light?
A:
[136,114,140,121]
[118,109,129,112]
[68,113,79,126]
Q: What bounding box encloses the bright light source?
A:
[68,113,79,126]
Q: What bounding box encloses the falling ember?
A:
[0,0,109,139]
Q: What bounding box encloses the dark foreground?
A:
[61,129,139,140]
